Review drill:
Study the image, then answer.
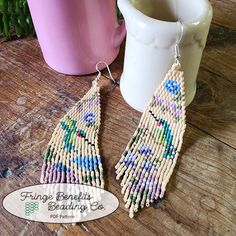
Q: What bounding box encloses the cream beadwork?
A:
[115,61,186,218]
[40,80,104,188]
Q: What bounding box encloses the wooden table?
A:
[0,2,235,235]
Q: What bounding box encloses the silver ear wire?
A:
[94,61,116,84]
[174,21,184,62]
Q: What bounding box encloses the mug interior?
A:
[129,0,206,23]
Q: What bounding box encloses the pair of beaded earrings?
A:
[40,22,186,218]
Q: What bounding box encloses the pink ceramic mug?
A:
[27,0,126,75]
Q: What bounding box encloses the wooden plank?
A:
[187,67,236,149]
[1,89,235,235]
[209,0,236,29]
[189,23,236,148]
[0,80,235,235]
[0,38,236,235]
[201,24,236,85]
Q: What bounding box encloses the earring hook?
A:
[174,21,184,62]
[94,61,116,86]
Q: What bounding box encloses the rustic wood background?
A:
[0,1,236,235]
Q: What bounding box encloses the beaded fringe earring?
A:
[40,62,115,189]
[115,23,186,218]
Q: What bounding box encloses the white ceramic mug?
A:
[118,0,213,112]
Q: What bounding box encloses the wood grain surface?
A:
[0,3,236,236]
[210,0,236,29]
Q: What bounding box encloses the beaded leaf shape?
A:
[115,61,186,218]
[40,81,104,188]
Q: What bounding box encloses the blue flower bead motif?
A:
[138,144,152,157]
[164,80,181,94]
[83,112,96,124]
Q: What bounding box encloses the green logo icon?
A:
[25,202,39,216]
